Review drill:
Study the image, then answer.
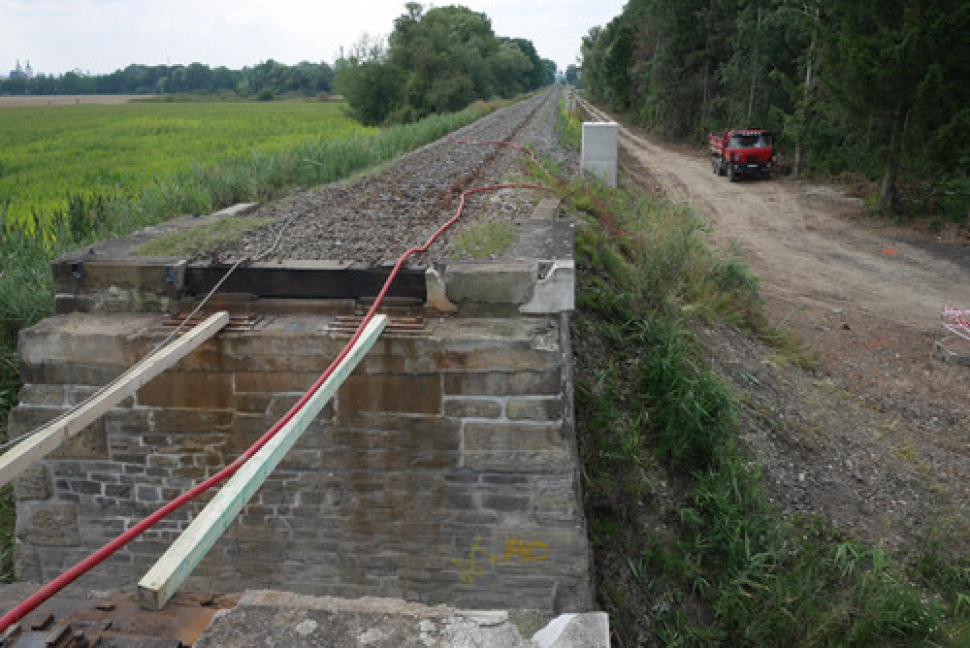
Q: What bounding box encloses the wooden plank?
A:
[0,312,230,486]
[137,314,388,611]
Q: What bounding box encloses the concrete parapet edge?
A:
[194,591,609,648]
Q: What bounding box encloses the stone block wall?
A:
[9,312,592,612]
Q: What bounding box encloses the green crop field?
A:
[0,101,375,236]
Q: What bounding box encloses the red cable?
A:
[0,141,551,631]
[446,135,555,184]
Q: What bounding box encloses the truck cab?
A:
[709,129,774,181]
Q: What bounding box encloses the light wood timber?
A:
[137,314,388,610]
[0,311,230,486]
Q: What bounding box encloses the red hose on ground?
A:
[447,135,556,184]
[0,139,551,631]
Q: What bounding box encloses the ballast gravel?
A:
[207,88,578,267]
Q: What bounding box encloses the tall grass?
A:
[555,93,583,150]
[535,104,969,645]
[0,102,374,236]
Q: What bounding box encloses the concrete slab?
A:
[194,591,609,648]
[502,217,575,264]
[521,261,575,314]
[0,585,609,648]
[442,262,536,306]
[531,198,561,220]
[211,203,259,217]
[532,612,610,647]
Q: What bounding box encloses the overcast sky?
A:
[1,0,626,77]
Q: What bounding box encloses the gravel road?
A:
[582,98,970,552]
[209,88,573,266]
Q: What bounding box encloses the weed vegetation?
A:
[555,97,583,151]
[450,220,517,260]
[135,216,272,257]
[536,104,969,645]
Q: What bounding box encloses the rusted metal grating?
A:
[4,592,236,647]
[328,315,432,337]
[159,313,261,333]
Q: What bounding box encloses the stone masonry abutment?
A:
[7,196,593,612]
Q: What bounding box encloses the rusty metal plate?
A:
[158,313,262,333]
[327,315,435,337]
[4,592,237,648]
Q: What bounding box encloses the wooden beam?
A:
[137,314,388,610]
[0,312,230,486]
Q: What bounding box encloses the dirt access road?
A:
[0,95,144,108]
[583,100,970,554]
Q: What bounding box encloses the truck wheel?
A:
[763,170,772,181]
[728,165,737,182]
[718,161,726,176]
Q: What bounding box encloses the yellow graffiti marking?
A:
[452,536,549,585]
[502,538,548,562]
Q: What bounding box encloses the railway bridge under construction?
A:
[1,90,609,646]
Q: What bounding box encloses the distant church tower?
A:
[9,59,33,79]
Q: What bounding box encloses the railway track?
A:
[209,88,569,267]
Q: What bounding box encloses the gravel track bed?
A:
[208,88,576,266]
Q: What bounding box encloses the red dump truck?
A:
[709,129,774,181]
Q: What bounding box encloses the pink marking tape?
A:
[942,306,970,341]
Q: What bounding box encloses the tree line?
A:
[0,60,334,98]
[580,0,970,217]
[334,3,556,126]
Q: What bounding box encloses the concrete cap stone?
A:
[520,261,574,314]
[443,262,536,305]
[194,591,610,648]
